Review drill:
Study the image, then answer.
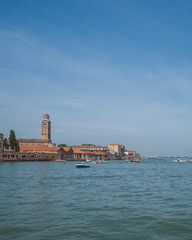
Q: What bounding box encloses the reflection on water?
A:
[0,160,192,240]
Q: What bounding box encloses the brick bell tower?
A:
[41,113,51,140]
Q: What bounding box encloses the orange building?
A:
[20,146,74,161]
[73,150,108,161]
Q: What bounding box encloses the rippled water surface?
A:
[0,159,192,240]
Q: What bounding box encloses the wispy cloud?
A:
[1,26,192,156]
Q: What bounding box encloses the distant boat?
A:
[86,159,91,162]
[177,159,182,163]
[91,160,106,163]
[76,162,90,168]
[130,158,140,163]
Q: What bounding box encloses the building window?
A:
[11,155,15,158]
[22,155,26,158]
[3,155,7,158]
[31,155,34,158]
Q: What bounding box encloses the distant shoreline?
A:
[0,159,124,162]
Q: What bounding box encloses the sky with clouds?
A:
[1,0,192,156]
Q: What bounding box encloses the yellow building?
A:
[107,143,125,159]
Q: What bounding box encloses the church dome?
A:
[43,113,49,120]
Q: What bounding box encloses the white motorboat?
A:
[76,162,90,168]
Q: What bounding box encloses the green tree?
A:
[57,144,68,147]
[3,138,9,149]
[82,144,94,146]
[9,130,20,152]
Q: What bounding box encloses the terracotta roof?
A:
[0,133,3,135]
[73,145,104,148]
[62,147,73,152]
[18,139,52,143]
[73,150,87,154]
[108,143,122,146]
[20,146,62,152]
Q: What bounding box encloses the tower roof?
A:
[43,113,49,120]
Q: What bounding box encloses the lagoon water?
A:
[0,159,192,240]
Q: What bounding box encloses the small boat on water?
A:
[91,160,106,163]
[130,158,141,163]
[177,159,182,163]
[76,162,90,168]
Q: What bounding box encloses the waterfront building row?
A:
[0,142,139,162]
[0,113,140,161]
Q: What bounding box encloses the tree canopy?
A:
[9,130,20,152]
[57,144,68,147]
[3,138,9,149]
[82,144,95,146]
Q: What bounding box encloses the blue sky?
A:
[1,0,192,156]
